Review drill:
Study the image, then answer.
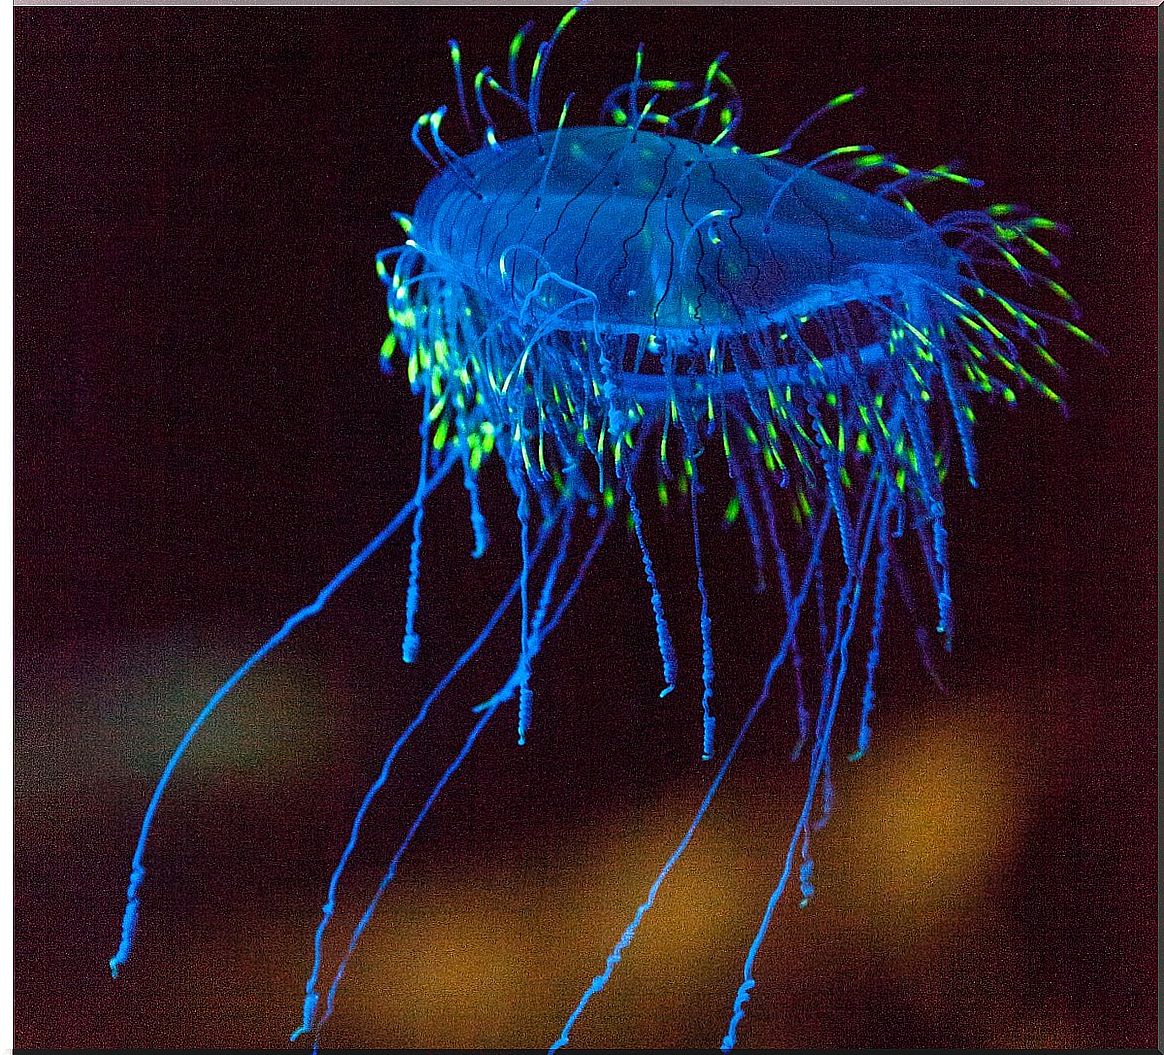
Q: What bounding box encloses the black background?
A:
[16,6,1156,1050]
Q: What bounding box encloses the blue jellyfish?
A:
[110,10,1095,1050]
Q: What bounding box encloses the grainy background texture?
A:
[16,6,1156,1050]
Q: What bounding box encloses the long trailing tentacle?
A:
[311,501,613,1050]
[721,475,890,1052]
[689,456,716,761]
[802,463,884,842]
[109,451,459,980]
[514,467,535,744]
[809,460,884,759]
[291,502,564,1042]
[744,444,810,754]
[849,507,892,762]
[549,504,834,1052]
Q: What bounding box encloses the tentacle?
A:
[459,426,490,558]
[625,470,678,696]
[291,502,563,1042]
[745,445,811,754]
[448,40,472,135]
[507,20,535,99]
[515,469,534,744]
[536,93,576,212]
[109,451,459,980]
[550,505,833,1052]
[689,458,716,761]
[528,7,580,138]
[402,387,435,664]
[721,476,888,1052]
[758,88,865,158]
[849,502,893,762]
[312,502,613,1050]
[691,52,727,138]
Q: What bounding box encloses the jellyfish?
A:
[110,9,1095,1051]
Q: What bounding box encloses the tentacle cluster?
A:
[379,8,1093,738]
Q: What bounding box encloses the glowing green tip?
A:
[933,165,973,185]
[556,7,579,35]
[509,28,526,60]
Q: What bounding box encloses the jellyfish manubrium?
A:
[110,10,1096,1050]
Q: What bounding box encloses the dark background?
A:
[16,6,1156,1050]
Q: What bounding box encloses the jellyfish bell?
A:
[410,125,959,343]
[111,9,1093,1052]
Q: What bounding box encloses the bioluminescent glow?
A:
[111,10,1095,1050]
